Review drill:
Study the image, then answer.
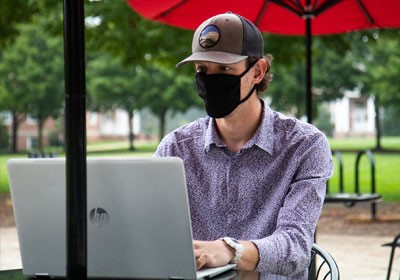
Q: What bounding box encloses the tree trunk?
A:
[11,111,22,153]
[128,110,135,151]
[374,96,381,150]
[158,110,167,143]
[38,116,44,153]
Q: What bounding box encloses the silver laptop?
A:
[7,157,236,279]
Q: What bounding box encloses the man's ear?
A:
[254,59,267,83]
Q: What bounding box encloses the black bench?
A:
[325,150,381,219]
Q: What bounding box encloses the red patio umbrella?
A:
[126,0,400,123]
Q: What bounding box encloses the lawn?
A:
[0,141,157,193]
[327,136,400,201]
[327,153,400,201]
[1,138,399,201]
[328,136,400,150]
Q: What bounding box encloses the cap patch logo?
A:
[199,25,220,49]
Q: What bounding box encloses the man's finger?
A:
[195,252,209,270]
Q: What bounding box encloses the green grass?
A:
[327,153,400,201]
[327,136,400,201]
[328,136,400,150]
[0,141,158,193]
[1,138,400,201]
[0,153,26,193]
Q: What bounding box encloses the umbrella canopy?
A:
[126,0,400,34]
[126,0,400,123]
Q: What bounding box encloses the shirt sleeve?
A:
[252,132,333,276]
[154,134,174,157]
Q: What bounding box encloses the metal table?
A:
[324,193,382,207]
[0,269,295,280]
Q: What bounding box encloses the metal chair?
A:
[309,243,340,280]
[382,233,400,280]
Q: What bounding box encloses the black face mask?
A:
[195,61,258,118]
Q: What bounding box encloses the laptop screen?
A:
[8,157,200,279]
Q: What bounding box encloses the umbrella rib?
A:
[314,0,344,16]
[255,0,271,26]
[268,0,303,17]
[355,0,374,25]
[287,0,304,13]
[154,0,189,20]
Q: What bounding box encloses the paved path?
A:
[0,227,21,270]
[1,227,399,279]
[318,234,397,280]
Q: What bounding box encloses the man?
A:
[155,12,333,278]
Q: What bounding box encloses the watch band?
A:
[221,237,244,264]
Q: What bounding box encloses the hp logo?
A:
[89,207,110,228]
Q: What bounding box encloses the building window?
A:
[351,99,368,132]
[26,115,38,125]
[90,112,98,125]
[26,137,38,150]
[0,111,11,125]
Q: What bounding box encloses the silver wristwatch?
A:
[221,237,244,264]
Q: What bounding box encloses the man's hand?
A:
[193,239,234,270]
[194,239,260,271]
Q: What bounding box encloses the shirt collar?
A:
[204,118,225,153]
[204,99,274,155]
[250,101,274,155]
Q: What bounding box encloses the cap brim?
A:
[176,51,248,68]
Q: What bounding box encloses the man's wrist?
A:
[220,237,244,264]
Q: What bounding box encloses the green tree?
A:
[140,66,201,141]
[268,36,360,120]
[0,0,62,48]
[351,30,400,146]
[382,106,400,136]
[359,31,400,107]
[314,104,334,137]
[85,1,205,141]
[0,48,30,153]
[85,1,193,70]
[0,116,9,151]
[0,21,64,152]
[87,53,144,150]
[0,0,40,47]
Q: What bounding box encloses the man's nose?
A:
[205,67,219,75]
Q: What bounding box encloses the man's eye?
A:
[196,66,207,73]
[219,66,231,72]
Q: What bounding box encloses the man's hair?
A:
[247,54,273,95]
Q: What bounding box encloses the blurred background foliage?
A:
[0,0,400,152]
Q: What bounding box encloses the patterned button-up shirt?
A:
[155,102,333,277]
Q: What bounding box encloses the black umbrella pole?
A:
[305,17,312,124]
[63,0,87,279]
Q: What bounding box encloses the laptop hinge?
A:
[169,277,185,280]
[34,273,51,278]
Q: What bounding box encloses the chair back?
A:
[383,233,400,280]
[308,243,340,280]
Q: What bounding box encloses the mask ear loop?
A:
[238,59,260,104]
[238,84,257,105]
[238,59,260,78]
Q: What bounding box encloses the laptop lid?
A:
[8,157,213,279]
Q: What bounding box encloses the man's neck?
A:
[215,97,263,153]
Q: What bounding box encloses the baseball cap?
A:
[176,13,264,67]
